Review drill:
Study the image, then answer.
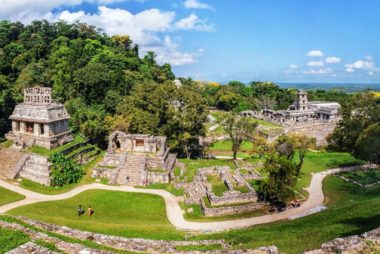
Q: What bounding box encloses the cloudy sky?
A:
[1,0,380,83]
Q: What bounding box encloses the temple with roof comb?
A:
[5,87,73,149]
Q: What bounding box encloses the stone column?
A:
[34,123,40,136]
[11,121,17,132]
[20,122,26,133]
[44,124,51,137]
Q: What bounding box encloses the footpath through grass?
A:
[7,190,184,241]
[295,151,363,194]
[0,186,24,206]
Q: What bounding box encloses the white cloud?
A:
[289,64,298,69]
[184,0,213,10]
[302,68,333,75]
[56,6,208,65]
[307,61,324,67]
[175,13,212,31]
[345,59,374,72]
[144,36,203,66]
[57,7,175,45]
[369,71,374,76]
[0,0,133,23]
[306,50,324,57]
[325,56,341,64]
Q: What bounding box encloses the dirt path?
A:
[0,165,370,232]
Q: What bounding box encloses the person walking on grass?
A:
[88,206,94,216]
[77,205,83,216]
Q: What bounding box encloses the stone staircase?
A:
[19,154,51,186]
[0,148,27,180]
[107,154,127,184]
[116,154,147,186]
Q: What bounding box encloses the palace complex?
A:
[241,90,341,146]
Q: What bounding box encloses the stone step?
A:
[20,167,50,178]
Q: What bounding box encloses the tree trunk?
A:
[233,150,237,160]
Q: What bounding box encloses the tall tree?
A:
[222,113,258,160]
[328,92,380,152]
[354,122,380,164]
[259,154,298,204]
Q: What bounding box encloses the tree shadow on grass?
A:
[339,214,380,237]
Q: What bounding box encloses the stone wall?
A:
[285,121,337,146]
[9,216,280,254]
[304,227,380,254]
[19,154,52,186]
[207,191,258,206]
[147,171,170,183]
[201,199,266,217]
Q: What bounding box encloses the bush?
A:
[49,153,84,187]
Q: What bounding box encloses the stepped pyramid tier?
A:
[93,131,176,186]
[5,86,73,150]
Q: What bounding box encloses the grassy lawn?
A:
[18,154,104,195]
[339,169,380,185]
[0,186,25,206]
[180,201,268,222]
[210,140,253,151]
[0,140,13,148]
[254,118,282,128]
[193,174,380,253]
[178,158,236,182]
[0,227,30,254]
[295,151,363,193]
[7,190,184,240]
[138,183,184,196]
[207,174,228,196]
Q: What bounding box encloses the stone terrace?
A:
[2,216,279,254]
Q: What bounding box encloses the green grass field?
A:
[207,174,228,196]
[210,140,253,151]
[178,158,236,181]
[7,168,380,253]
[0,187,24,206]
[339,169,380,185]
[0,227,30,254]
[7,190,184,240]
[295,151,363,194]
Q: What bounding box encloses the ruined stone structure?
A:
[185,166,266,217]
[6,87,73,149]
[93,131,176,186]
[241,90,341,146]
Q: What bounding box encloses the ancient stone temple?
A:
[5,87,73,149]
[240,90,341,146]
[93,131,176,186]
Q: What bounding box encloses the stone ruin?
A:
[93,131,176,186]
[240,90,341,146]
[184,166,266,217]
[5,86,73,150]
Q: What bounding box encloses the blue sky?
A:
[1,0,380,83]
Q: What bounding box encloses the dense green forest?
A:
[0,20,377,158]
[0,20,207,155]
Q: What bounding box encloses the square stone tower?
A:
[295,89,309,111]
[5,87,73,149]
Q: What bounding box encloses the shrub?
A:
[49,153,84,187]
